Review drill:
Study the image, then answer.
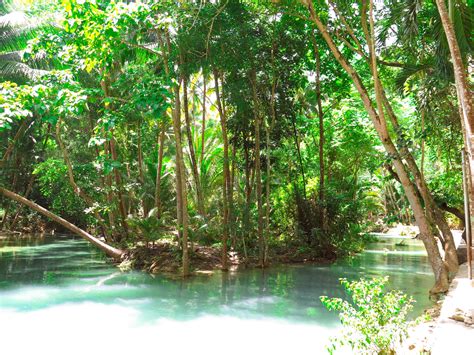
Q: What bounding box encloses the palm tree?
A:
[0,2,49,83]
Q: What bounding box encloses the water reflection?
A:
[0,234,433,323]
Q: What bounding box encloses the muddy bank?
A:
[120,241,337,276]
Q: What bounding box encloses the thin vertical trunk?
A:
[155,121,166,218]
[200,75,206,166]
[104,140,116,233]
[243,136,252,261]
[421,109,425,180]
[230,139,237,249]
[109,135,129,235]
[101,78,129,236]
[162,31,189,276]
[173,78,190,277]
[182,74,206,216]
[250,69,265,268]
[214,69,231,270]
[137,121,148,217]
[310,32,327,230]
[291,117,307,198]
[264,123,271,265]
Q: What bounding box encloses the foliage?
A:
[0,0,468,278]
[320,277,415,354]
[33,158,89,226]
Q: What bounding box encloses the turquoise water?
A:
[0,234,433,354]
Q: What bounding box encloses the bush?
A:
[320,277,415,354]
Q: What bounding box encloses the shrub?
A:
[320,277,415,354]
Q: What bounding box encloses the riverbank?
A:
[120,241,337,276]
[403,262,474,353]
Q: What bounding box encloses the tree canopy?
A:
[1,0,472,293]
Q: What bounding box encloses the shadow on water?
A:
[0,234,434,327]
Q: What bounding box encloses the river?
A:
[0,232,433,354]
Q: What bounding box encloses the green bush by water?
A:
[320,277,417,354]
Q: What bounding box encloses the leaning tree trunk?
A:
[366,1,457,274]
[0,187,124,259]
[304,0,449,293]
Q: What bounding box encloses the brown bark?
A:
[243,135,252,260]
[0,187,124,259]
[331,0,458,271]
[173,78,190,277]
[137,121,149,217]
[380,89,458,272]
[155,121,166,218]
[250,69,265,268]
[108,136,129,235]
[214,69,230,270]
[310,31,327,230]
[230,140,237,249]
[200,76,206,166]
[104,140,116,232]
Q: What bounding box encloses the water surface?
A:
[0,233,433,354]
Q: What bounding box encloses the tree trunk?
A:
[250,69,265,268]
[435,0,474,246]
[182,74,206,216]
[162,30,190,276]
[109,136,129,235]
[200,75,206,166]
[137,121,148,217]
[230,139,237,249]
[214,69,231,270]
[291,117,307,197]
[155,121,166,218]
[243,135,252,261]
[381,88,459,273]
[55,119,110,237]
[310,32,327,231]
[304,0,449,293]
[0,187,124,259]
[173,78,190,277]
[9,123,51,231]
[100,78,129,236]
